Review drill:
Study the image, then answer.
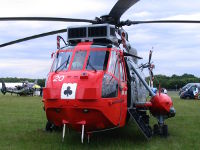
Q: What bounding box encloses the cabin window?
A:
[71,51,87,70]
[102,74,118,98]
[86,51,109,71]
[51,51,72,72]
[108,51,119,79]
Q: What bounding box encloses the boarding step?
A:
[128,108,152,139]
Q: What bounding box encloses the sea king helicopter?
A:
[1,0,200,143]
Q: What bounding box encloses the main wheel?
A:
[45,121,53,132]
[153,124,159,135]
[162,124,168,137]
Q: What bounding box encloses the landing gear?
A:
[87,133,91,144]
[81,124,85,143]
[153,116,169,137]
[153,124,168,137]
[45,121,54,132]
[153,124,159,135]
[163,124,168,137]
[45,121,60,132]
[62,124,66,142]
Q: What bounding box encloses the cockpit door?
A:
[105,50,122,125]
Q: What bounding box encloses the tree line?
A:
[146,74,200,90]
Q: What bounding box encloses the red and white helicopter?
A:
[1,0,200,143]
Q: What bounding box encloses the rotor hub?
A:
[95,15,119,25]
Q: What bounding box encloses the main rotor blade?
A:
[109,0,139,22]
[124,20,200,25]
[150,70,154,80]
[0,28,67,48]
[0,17,96,23]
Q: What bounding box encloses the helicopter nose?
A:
[169,106,176,118]
[150,93,174,116]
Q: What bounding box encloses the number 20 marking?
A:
[53,75,64,82]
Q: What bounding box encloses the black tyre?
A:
[162,124,168,137]
[153,124,159,135]
[45,121,53,132]
[187,96,192,100]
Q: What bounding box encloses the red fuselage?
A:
[43,42,128,132]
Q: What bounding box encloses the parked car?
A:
[180,84,200,99]
[179,83,200,95]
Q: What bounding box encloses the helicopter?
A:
[1,0,200,143]
[1,80,41,96]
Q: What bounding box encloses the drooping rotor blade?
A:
[0,17,96,23]
[122,20,200,26]
[109,0,139,22]
[123,52,143,59]
[0,28,67,48]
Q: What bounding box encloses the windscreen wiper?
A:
[55,55,70,73]
[86,56,97,72]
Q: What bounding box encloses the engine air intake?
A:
[67,24,117,44]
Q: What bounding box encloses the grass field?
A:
[0,92,200,150]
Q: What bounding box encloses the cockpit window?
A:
[51,51,72,72]
[71,51,87,70]
[86,51,109,71]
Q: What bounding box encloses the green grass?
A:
[0,92,200,150]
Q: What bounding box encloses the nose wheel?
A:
[45,121,60,132]
[45,121,54,132]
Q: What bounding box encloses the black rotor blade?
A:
[123,52,143,59]
[150,70,154,80]
[0,17,96,23]
[148,50,152,64]
[109,0,139,22]
[125,20,200,25]
[0,28,67,48]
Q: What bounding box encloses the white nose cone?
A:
[61,83,77,100]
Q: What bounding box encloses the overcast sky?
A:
[0,0,200,78]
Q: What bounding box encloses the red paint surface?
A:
[150,93,173,116]
[43,42,127,132]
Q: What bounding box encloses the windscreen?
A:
[51,51,72,72]
[71,51,87,70]
[86,51,109,71]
